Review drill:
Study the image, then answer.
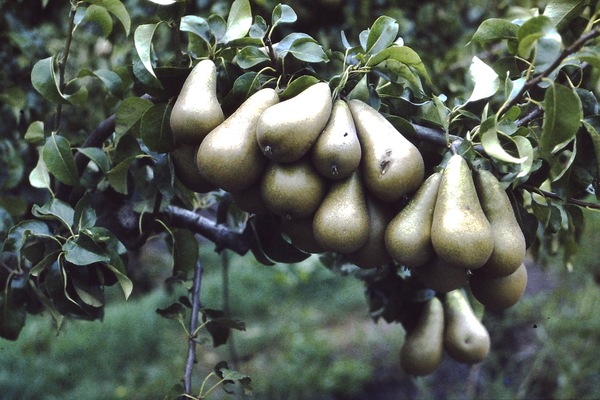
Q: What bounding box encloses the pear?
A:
[281,215,325,254]
[313,170,369,253]
[311,99,361,179]
[474,169,527,277]
[196,88,279,192]
[385,172,442,268]
[400,296,445,377]
[170,59,224,145]
[443,289,491,364]
[469,263,528,309]
[431,154,494,269]
[230,183,270,215]
[347,99,424,202]
[412,255,469,293]
[346,194,395,269]
[260,158,327,219]
[170,144,215,193]
[256,82,333,163]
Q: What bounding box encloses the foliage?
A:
[3,0,600,398]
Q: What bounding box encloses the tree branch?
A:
[519,184,600,209]
[182,259,204,397]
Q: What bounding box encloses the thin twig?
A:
[55,2,77,132]
[519,184,600,209]
[182,259,204,397]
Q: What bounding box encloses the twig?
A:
[498,25,600,118]
[182,259,204,397]
[55,2,77,132]
[519,184,600,209]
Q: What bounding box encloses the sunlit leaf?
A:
[481,116,526,164]
[366,16,399,55]
[180,15,212,44]
[514,134,534,178]
[541,83,582,154]
[249,15,268,39]
[366,46,430,82]
[271,3,297,29]
[279,75,319,100]
[29,146,52,190]
[43,135,79,187]
[207,14,227,43]
[517,16,561,60]
[466,56,500,103]
[222,0,252,43]
[237,46,271,69]
[24,121,45,144]
[288,38,328,63]
[32,198,75,230]
[470,18,518,44]
[134,23,160,80]
[544,0,585,30]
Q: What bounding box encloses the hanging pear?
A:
[196,88,279,192]
[473,169,527,277]
[412,255,470,293]
[313,170,369,253]
[311,99,361,179]
[431,154,494,269]
[385,172,442,268]
[469,263,528,309]
[347,99,424,202]
[443,289,490,364]
[260,158,327,219]
[170,59,224,145]
[256,82,333,163]
[400,296,445,377]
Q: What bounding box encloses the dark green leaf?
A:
[222,0,252,43]
[541,83,582,154]
[87,0,131,36]
[156,302,186,319]
[582,117,600,185]
[0,289,27,341]
[544,0,585,31]
[31,57,70,105]
[77,68,124,99]
[366,16,399,55]
[203,309,230,347]
[517,16,560,60]
[106,154,151,194]
[63,232,111,265]
[81,4,113,37]
[470,18,518,44]
[43,135,79,187]
[32,198,74,230]
[278,75,319,100]
[180,15,213,44]
[207,14,227,43]
[24,121,45,144]
[73,193,97,232]
[366,46,429,82]
[115,97,153,139]
[271,3,297,29]
[288,38,328,63]
[372,59,422,92]
[249,15,268,39]
[141,102,175,153]
[237,46,271,69]
[172,229,199,276]
[2,220,51,254]
[251,214,310,264]
[77,147,111,174]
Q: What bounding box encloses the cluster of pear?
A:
[400,289,491,376]
[170,59,426,269]
[385,153,529,310]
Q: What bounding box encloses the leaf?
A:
[582,117,600,184]
[87,0,131,36]
[24,121,45,144]
[180,15,213,44]
[31,57,70,105]
[43,134,79,187]
[2,220,51,254]
[543,0,585,31]
[106,154,150,194]
[366,16,399,55]
[288,38,329,63]
[480,116,526,164]
[366,46,430,82]
[89,227,132,299]
[156,302,186,319]
[81,4,113,37]
[77,68,124,99]
[237,46,271,69]
[140,102,175,153]
[134,23,161,81]
[76,147,111,173]
[249,15,268,39]
[0,289,27,341]
[115,97,153,139]
[466,56,500,103]
[222,0,252,43]
[32,198,75,230]
[372,59,423,92]
[251,214,310,264]
[73,193,97,232]
[271,3,297,29]
[279,75,320,99]
[541,83,582,154]
[172,229,199,276]
[514,134,534,178]
[207,14,227,43]
[470,18,518,44]
[517,16,561,60]
[29,146,52,190]
[63,232,111,265]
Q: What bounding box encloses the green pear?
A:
[256,82,332,163]
[311,99,361,179]
[170,144,215,193]
[170,59,224,145]
[196,88,279,192]
[400,296,445,377]
[474,169,527,277]
[281,215,325,254]
[313,170,369,253]
[412,255,469,293]
[431,154,493,269]
[347,99,424,202]
[385,172,442,268]
[443,289,490,364]
[346,194,395,269]
[260,158,327,219]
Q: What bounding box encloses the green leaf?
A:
[81,4,113,37]
[237,46,271,69]
[134,23,161,81]
[207,14,227,43]
[271,3,297,29]
[541,83,582,154]
[288,38,328,63]
[471,18,518,44]
[63,232,110,265]
[156,302,186,319]
[24,121,45,144]
[172,229,199,276]
[87,0,131,36]
[372,59,423,92]
[29,146,52,190]
[43,134,79,187]
[467,56,500,102]
[366,16,399,55]
[366,46,430,82]
[32,198,75,230]
[514,134,534,178]
[517,15,561,60]
[2,220,51,254]
[180,15,213,44]
[106,154,150,195]
[77,68,124,99]
[251,214,310,264]
[140,102,175,153]
[31,57,70,105]
[279,75,320,100]
[76,147,111,173]
[543,0,585,31]
[0,289,27,341]
[115,97,153,138]
[73,193,97,232]
[480,116,526,164]
[249,15,268,39]
[89,227,132,299]
[222,0,252,43]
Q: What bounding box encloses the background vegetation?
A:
[2,0,600,399]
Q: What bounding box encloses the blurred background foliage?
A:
[3,0,600,399]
